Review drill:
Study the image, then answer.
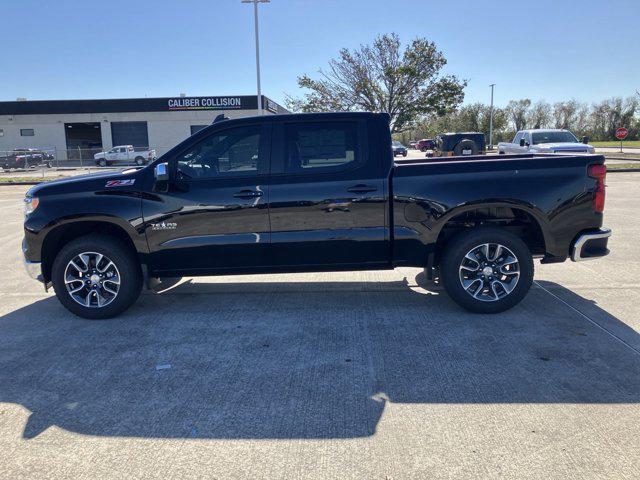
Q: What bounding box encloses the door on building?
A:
[64,123,102,162]
[110,121,149,148]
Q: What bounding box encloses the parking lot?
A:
[1,173,639,479]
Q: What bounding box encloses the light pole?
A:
[242,0,269,115]
[489,83,495,149]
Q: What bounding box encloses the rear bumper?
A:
[571,228,611,262]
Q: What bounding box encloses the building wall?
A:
[0,109,265,159]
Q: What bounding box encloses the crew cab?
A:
[498,129,595,155]
[22,112,611,319]
[94,145,156,167]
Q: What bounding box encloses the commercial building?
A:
[0,95,287,160]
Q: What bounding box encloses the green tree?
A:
[506,99,531,131]
[285,33,466,133]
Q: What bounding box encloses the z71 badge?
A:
[105,179,135,187]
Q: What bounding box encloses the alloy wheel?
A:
[458,243,520,302]
[64,252,121,308]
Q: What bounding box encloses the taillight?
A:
[588,164,606,213]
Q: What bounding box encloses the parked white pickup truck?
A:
[498,129,595,155]
[94,145,157,166]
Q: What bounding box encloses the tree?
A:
[506,99,531,131]
[528,101,552,129]
[285,33,466,132]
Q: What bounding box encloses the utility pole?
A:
[489,83,495,149]
[242,0,269,115]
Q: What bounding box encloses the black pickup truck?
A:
[22,112,611,319]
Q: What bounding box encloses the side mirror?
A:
[519,138,526,147]
[154,162,169,182]
[582,136,589,144]
[154,162,169,192]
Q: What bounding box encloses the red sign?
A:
[615,127,629,140]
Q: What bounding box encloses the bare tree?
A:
[285,33,466,132]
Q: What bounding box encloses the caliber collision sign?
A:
[615,127,629,140]
[167,97,243,110]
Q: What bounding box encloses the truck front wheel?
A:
[440,227,534,314]
[51,235,142,319]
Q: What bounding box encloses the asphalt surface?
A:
[1,174,639,479]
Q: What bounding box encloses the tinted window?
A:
[20,129,35,136]
[285,122,358,173]
[513,132,523,144]
[177,125,260,179]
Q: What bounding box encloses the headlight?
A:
[24,196,39,215]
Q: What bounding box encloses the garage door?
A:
[111,122,149,148]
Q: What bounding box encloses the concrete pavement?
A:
[0,175,639,479]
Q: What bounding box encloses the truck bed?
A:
[390,153,605,265]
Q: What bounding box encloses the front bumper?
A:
[24,259,43,282]
[22,236,44,282]
[571,228,612,262]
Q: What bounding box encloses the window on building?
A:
[190,125,208,135]
[285,122,359,173]
[20,129,35,137]
[0,128,4,137]
[177,125,261,180]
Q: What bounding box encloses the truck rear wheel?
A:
[135,156,145,165]
[51,235,142,319]
[440,227,533,314]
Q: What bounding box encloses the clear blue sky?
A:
[1,0,638,108]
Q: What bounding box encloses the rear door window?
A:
[284,122,360,173]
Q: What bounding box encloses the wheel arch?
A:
[41,219,141,283]
[433,202,549,261]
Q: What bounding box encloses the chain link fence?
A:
[0,146,174,181]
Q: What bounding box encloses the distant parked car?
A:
[416,139,436,152]
[498,129,595,154]
[94,145,157,167]
[432,132,486,157]
[392,141,408,157]
[1,148,52,170]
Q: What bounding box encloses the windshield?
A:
[392,141,403,147]
[532,131,578,144]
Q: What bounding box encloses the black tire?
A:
[51,235,142,319]
[134,156,145,165]
[453,139,479,156]
[402,151,407,157]
[97,159,107,167]
[420,147,426,152]
[440,227,534,314]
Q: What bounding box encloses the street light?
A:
[489,83,495,149]
[241,0,270,115]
